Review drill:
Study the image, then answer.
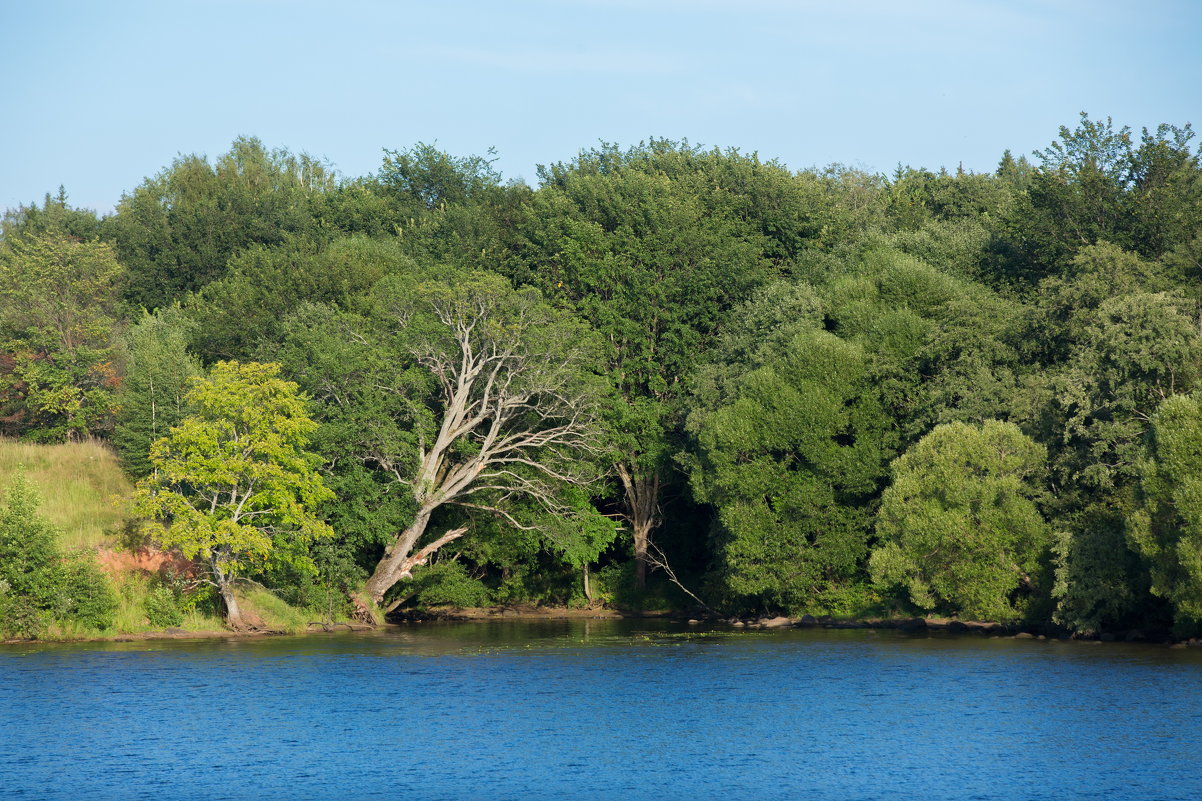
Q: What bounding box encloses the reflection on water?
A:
[3,621,1201,800]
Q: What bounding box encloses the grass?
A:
[0,438,351,640]
[240,586,325,634]
[0,436,132,551]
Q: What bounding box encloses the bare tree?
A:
[357,271,608,608]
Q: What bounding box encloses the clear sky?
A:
[3,0,1200,213]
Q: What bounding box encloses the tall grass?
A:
[0,439,342,638]
[0,437,132,550]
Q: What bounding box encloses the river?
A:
[3,620,1200,800]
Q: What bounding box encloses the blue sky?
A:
[3,0,1200,213]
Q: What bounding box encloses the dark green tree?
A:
[187,235,413,361]
[687,325,891,613]
[112,305,202,476]
[106,137,334,309]
[503,141,786,586]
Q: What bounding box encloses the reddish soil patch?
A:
[95,547,197,578]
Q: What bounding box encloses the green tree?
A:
[687,325,891,614]
[1,187,102,244]
[112,305,203,476]
[377,142,504,212]
[186,235,412,361]
[1131,392,1202,635]
[1127,123,1202,258]
[0,232,124,439]
[1039,290,1201,495]
[131,361,334,629]
[274,269,613,612]
[1051,497,1151,634]
[993,114,1202,286]
[107,137,334,309]
[503,142,782,586]
[870,420,1052,621]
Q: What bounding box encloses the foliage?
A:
[993,114,1202,284]
[0,232,124,440]
[1034,285,1202,498]
[1,187,103,244]
[1131,393,1202,635]
[187,235,413,361]
[7,114,1202,632]
[870,421,1052,620]
[143,582,185,628]
[131,361,334,625]
[503,140,790,584]
[408,560,493,608]
[377,142,505,212]
[688,325,891,613]
[107,137,335,309]
[112,305,202,476]
[56,555,120,629]
[276,268,614,604]
[1052,499,1150,634]
[0,471,117,637]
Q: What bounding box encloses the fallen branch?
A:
[646,540,714,614]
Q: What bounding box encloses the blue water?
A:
[2,621,1201,800]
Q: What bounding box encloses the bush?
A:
[411,560,491,608]
[0,471,117,636]
[143,583,184,628]
[0,472,61,605]
[58,556,118,630]
[0,585,47,639]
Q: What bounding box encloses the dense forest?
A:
[4,113,1202,639]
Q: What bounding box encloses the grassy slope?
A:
[0,437,132,550]
[0,438,322,637]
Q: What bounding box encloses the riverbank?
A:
[10,603,1202,647]
[29,597,1195,645]
[388,605,1202,647]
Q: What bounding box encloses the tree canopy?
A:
[131,361,333,629]
[6,115,1202,636]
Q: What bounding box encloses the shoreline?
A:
[7,606,1202,647]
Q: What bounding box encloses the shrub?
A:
[411,560,491,608]
[0,471,117,635]
[143,584,184,628]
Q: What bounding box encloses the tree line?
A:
[3,114,1202,637]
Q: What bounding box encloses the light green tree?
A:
[131,361,334,629]
[1131,392,1202,635]
[870,420,1052,620]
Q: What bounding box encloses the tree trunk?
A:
[363,510,433,603]
[218,581,246,630]
[211,555,246,630]
[582,563,593,604]
[617,465,660,590]
[632,518,653,590]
